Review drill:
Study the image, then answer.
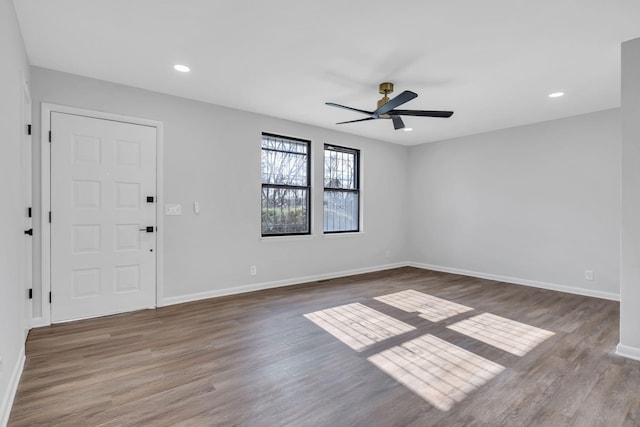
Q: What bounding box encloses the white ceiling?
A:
[13,0,640,145]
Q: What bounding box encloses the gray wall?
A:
[620,37,640,355]
[407,109,620,298]
[0,0,29,422]
[30,67,624,314]
[30,67,410,314]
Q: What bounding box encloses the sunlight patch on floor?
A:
[374,289,474,322]
[368,334,504,411]
[447,312,555,356]
[304,303,416,351]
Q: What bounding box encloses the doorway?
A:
[42,105,163,323]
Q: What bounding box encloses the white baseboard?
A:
[1,349,25,427]
[30,317,48,328]
[33,260,618,324]
[160,262,407,307]
[615,343,640,361]
[408,262,620,301]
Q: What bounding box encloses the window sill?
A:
[322,231,365,239]
[259,232,365,242]
[260,234,319,243]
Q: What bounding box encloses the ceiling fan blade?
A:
[373,90,418,117]
[325,102,373,116]
[336,117,376,125]
[391,115,405,130]
[390,109,454,118]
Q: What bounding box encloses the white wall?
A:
[407,109,620,299]
[30,67,410,314]
[619,37,640,359]
[0,0,29,423]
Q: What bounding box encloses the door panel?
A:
[51,112,157,322]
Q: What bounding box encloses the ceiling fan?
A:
[326,82,454,130]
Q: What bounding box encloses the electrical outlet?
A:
[385,249,391,259]
[250,265,257,276]
[584,270,594,280]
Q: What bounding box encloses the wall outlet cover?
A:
[165,204,182,215]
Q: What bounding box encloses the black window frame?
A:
[323,144,360,234]
[261,132,311,237]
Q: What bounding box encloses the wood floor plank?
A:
[8,267,638,426]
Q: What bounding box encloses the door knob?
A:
[139,226,154,233]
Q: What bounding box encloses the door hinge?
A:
[49,211,52,223]
[28,288,32,299]
[27,124,31,135]
[49,292,52,304]
[48,131,52,143]
[27,207,32,218]
[24,228,33,236]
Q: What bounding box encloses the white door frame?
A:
[40,103,164,326]
[22,73,32,337]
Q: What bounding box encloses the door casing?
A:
[22,74,32,337]
[39,103,164,326]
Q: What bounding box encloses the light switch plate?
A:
[165,204,182,215]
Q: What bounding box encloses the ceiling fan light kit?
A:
[326,82,454,131]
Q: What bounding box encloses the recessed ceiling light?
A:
[174,64,190,73]
[403,127,413,132]
[548,92,564,98]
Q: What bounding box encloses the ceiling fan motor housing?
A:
[377,82,394,110]
[379,82,394,94]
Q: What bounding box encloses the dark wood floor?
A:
[8,267,640,426]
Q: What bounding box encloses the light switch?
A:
[193,201,200,214]
[165,204,182,215]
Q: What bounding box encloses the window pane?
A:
[261,135,307,154]
[324,145,359,233]
[261,135,308,186]
[324,148,356,189]
[262,187,309,235]
[261,133,310,236]
[261,150,308,185]
[324,191,358,232]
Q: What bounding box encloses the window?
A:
[261,133,310,236]
[324,145,360,233]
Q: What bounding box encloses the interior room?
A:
[2,1,640,425]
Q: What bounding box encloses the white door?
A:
[22,79,32,338]
[50,112,157,322]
